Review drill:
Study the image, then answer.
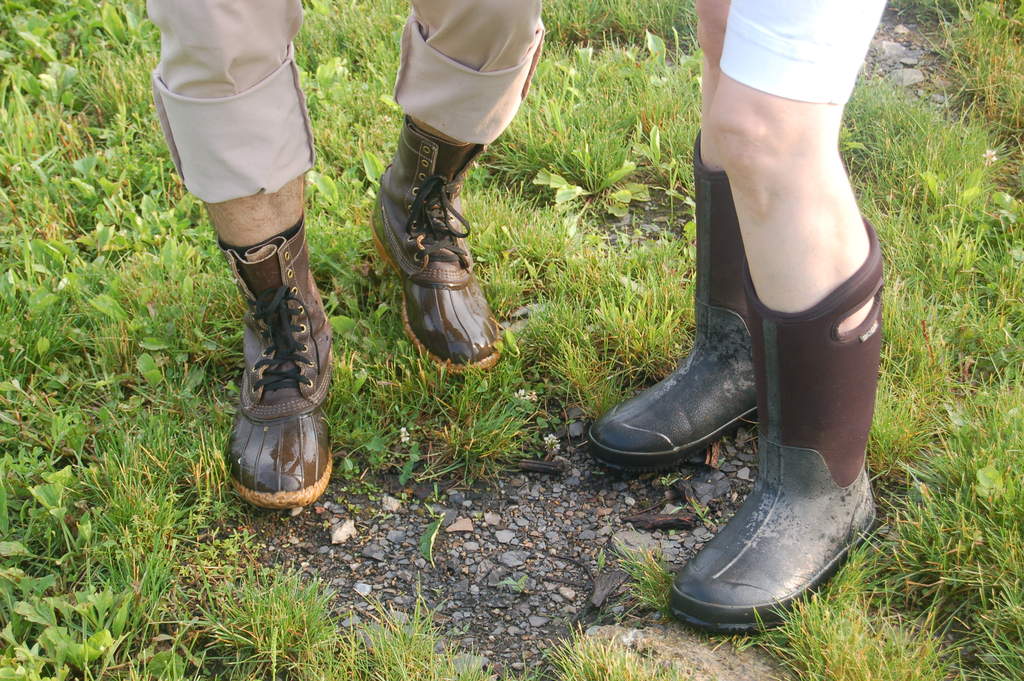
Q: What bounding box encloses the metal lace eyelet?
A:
[283,251,291,261]
[421,146,430,154]
[286,268,294,279]
[417,173,425,180]
[411,187,419,195]
[297,305,305,314]
[290,286,298,295]
[420,159,428,168]
[298,324,307,333]
[301,344,309,353]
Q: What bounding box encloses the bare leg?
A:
[206,175,305,247]
[704,75,872,330]
[695,0,730,171]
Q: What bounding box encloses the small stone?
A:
[447,517,474,533]
[890,68,925,87]
[289,506,304,516]
[893,23,910,34]
[878,39,908,60]
[495,530,516,544]
[568,421,586,438]
[464,541,480,551]
[381,495,402,513]
[558,586,577,601]
[931,93,947,104]
[453,654,489,674]
[386,530,406,543]
[498,551,528,568]
[613,530,658,552]
[361,544,386,561]
[900,56,919,65]
[354,583,372,596]
[736,467,751,481]
[484,512,501,526]
[623,496,636,507]
[528,615,550,628]
[331,519,357,544]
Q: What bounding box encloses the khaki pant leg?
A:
[147,0,314,203]
[397,0,544,145]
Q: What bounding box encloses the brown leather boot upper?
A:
[221,219,333,508]
[372,118,501,369]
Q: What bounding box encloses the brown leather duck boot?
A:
[589,134,756,470]
[220,218,333,509]
[372,117,500,370]
[670,220,883,632]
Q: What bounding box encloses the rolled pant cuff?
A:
[152,45,315,204]
[394,17,543,145]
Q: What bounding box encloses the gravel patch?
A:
[243,421,758,673]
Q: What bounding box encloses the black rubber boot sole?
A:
[588,407,756,473]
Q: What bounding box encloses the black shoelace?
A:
[404,174,471,267]
[251,286,312,392]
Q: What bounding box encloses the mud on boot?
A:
[670,221,884,632]
[589,135,756,471]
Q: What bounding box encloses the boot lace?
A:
[404,175,471,268]
[251,286,312,392]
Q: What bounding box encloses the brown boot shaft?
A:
[747,220,883,486]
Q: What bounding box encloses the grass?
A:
[1,0,1023,679]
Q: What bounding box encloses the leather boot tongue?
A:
[235,242,284,294]
[432,142,482,181]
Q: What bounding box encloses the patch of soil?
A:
[865,9,955,105]
[246,423,758,675]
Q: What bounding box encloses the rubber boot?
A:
[372,117,501,370]
[589,135,756,470]
[221,219,333,509]
[670,221,883,632]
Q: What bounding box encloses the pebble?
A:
[878,39,908,60]
[495,530,516,544]
[558,586,577,601]
[484,512,501,525]
[453,654,489,674]
[354,583,372,596]
[381,495,402,513]
[890,68,925,87]
[528,616,550,628]
[446,517,474,533]
[498,551,529,568]
[736,467,751,481]
[613,530,658,551]
[330,519,357,544]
